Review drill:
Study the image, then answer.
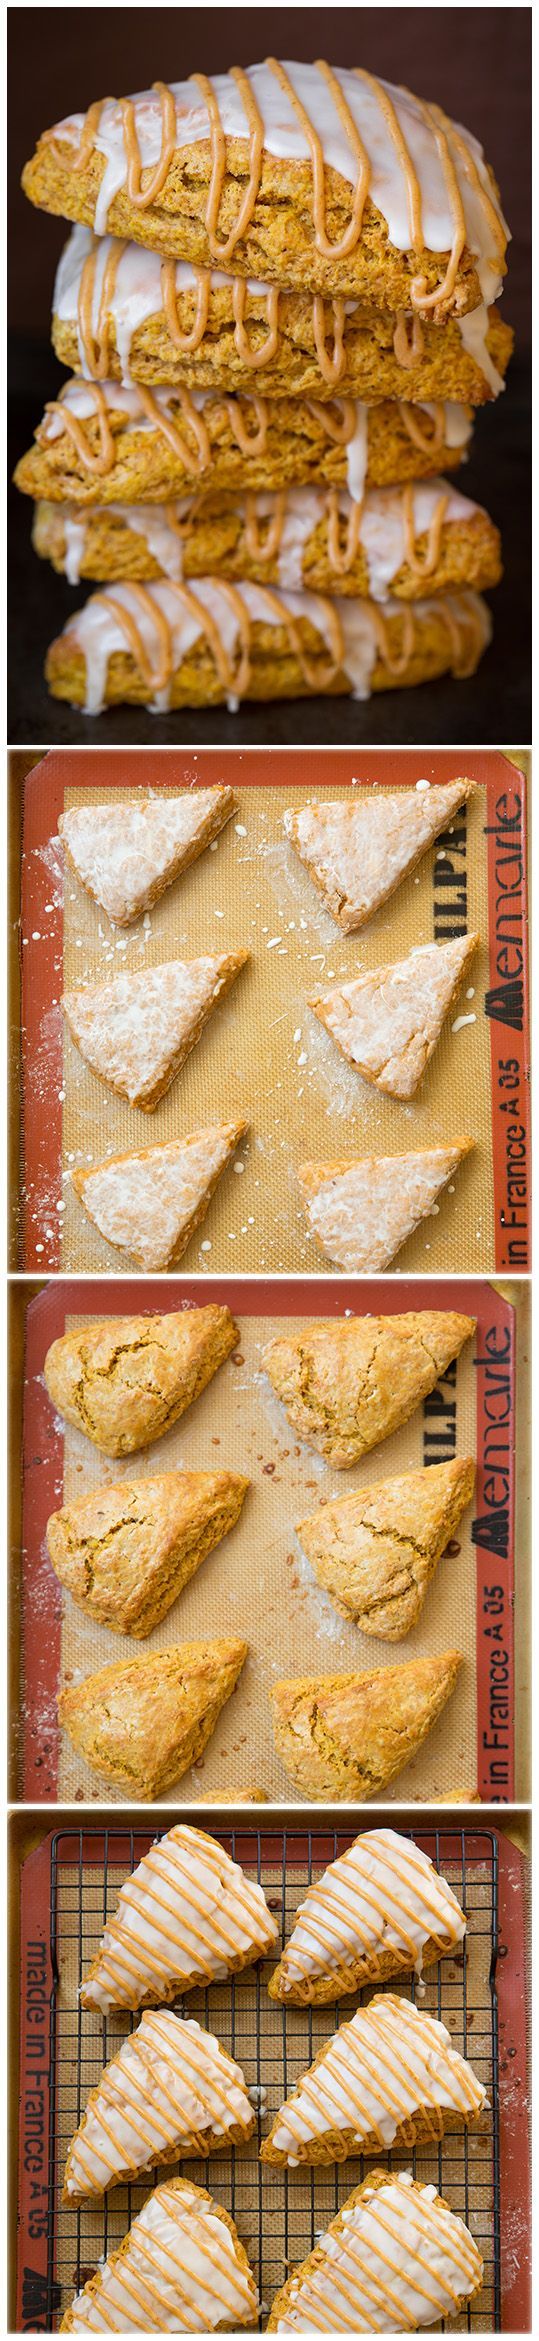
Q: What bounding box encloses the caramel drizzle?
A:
[42,379,383,483]
[281,1833,464,1985]
[71,234,344,386]
[161,258,210,352]
[39,381,115,477]
[74,2186,253,2329]
[77,236,125,378]
[243,490,288,564]
[192,67,265,262]
[68,2016,248,2189]
[278,1996,481,2147]
[72,584,484,705]
[267,58,372,259]
[291,2179,479,2330]
[398,398,446,454]
[402,482,450,577]
[121,81,178,208]
[393,310,425,368]
[86,1828,272,2000]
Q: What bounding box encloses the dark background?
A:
[8,6,532,745]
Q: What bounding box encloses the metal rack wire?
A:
[45,1823,501,2332]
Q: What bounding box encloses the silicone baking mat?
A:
[17,1279,516,1805]
[14,1822,531,2333]
[18,750,530,1275]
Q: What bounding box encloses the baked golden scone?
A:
[46,1468,249,1636]
[268,1824,467,2004]
[71,1121,248,1271]
[58,785,236,923]
[296,1455,476,1637]
[310,932,479,1099]
[266,2168,483,2330]
[80,1821,278,2010]
[262,1309,475,1467]
[58,1637,248,1797]
[33,481,502,603]
[59,2174,258,2331]
[284,778,472,929]
[271,1649,463,1799]
[22,65,508,312]
[29,223,514,399]
[261,1992,486,2166]
[63,2011,255,2205]
[43,1303,238,1456]
[298,1140,474,1273]
[17,373,476,504]
[63,950,248,1110]
[44,578,493,713]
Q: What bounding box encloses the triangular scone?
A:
[310,932,479,1100]
[298,1142,473,1273]
[46,1468,249,1636]
[59,785,236,925]
[72,1121,248,1270]
[63,950,248,1111]
[297,1456,475,1638]
[262,1992,486,2167]
[268,1825,466,2005]
[43,1303,238,1456]
[263,1310,475,1467]
[266,2169,483,2331]
[284,781,471,931]
[60,2175,258,2332]
[58,1638,248,1798]
[63,2012,255,2205]
[271,1650,462,1800]
[80,1822,278,2011]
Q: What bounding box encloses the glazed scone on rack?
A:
[62,949,248,1110]
[43,1303,239,1456]
[33,481,502,602]
[44,578,493,712]
[309,933,479,1100]
[22,63,509,312]
[271,1649,463,1800]
[262,1309,475,1467]
[46,1468,249,1636]
[266,2168,483,2331]
[284,779,471,929]
[60,2175,258,2331]
[262,1992,486,2166]
[22,227,513,400]
[63,2011,255,2205]
[58,1638,248,1797]
[71,1121,248,1272]
[58,784,236,923]
[296,1456,476,1637]
[268,1824,467,2004]
[80,1822,278,2010]
[298,1141,474,1274]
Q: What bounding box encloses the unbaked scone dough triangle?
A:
[262,1991,485,2166]
[310,931,478,1099]
[297,1455,475,1636]
[72,1120,248,1269]
[266,2170,483,2330]
[268,1826,467,2004]
[63,2010,254,2205]
[63,950,248,1110]
[271,1649,462,1798]
[59,1637,248,1797]
[80,1822,278,2010]
[59,784,236,924]
[284,780,470,930]
[298,1141,473,1272]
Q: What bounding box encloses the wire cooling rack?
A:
[44,1823,500,2332]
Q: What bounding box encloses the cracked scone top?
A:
[58,1638,249,1798]
[266,2170,483,2330]
[23,62,509,312]
[296,1455,476,1637]
[63,2012,254,2201]
[62,950,248,1110]
[262,1993,485,2163]
[284,779,471,928]
[310,932,479,1100]
[43,1303,239,1455]
[262,1308,475,1466]
[269,1826,466,2002]
[46,1468,249,1636]
[271,1650,462,1800]
[60,2176,258,2331]
[58,784,236,923]
[80,1822,278,2010]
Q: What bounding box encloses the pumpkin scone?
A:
[43,1303,238,1456]
[80,1822,278,2010]
[262,1992,486,2167]
[263,1309,475,1467]
[268,1825,466,2005]
[46,1468,249,1636]
[296,1456,476,1638]
[271,1649,463,1800]
[22,64,508,311]
[63,2011,255,2206]
[298,1141,474,1273]
[59,2175,258,2331]
[284,778,471,929]
[58,1638,248,1797]
[266,2168,483,2331]
[58,785,236,923]
[63,950,248,1111]
[71,1121,248,1271]
[310,932,479,1100]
